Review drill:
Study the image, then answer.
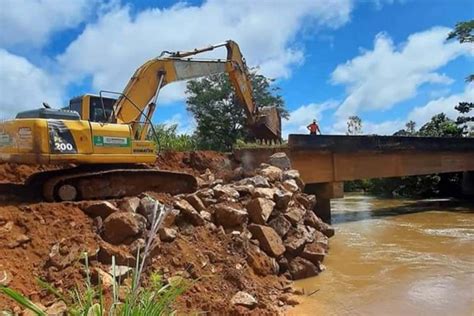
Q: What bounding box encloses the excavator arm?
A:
[111,40,281,141]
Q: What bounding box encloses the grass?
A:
[1,200,189,315]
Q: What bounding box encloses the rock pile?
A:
[79,152,334,282]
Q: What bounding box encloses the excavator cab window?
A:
[89,96,115,123]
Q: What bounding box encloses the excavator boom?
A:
[112,40,281,141]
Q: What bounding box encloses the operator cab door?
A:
[69,95,116,123]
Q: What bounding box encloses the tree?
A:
[405,120,416,135]
[447,20,473,136]
[417,113,462,137]
[346,115,362,135]
[185,70,288,151]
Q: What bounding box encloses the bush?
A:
[150,124,197,152]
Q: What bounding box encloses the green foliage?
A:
[186,69,288,152]
[447,20,474,43]
[416,113,462,137]
[354,114,463,197]
[346,115,362,135]
[151,123,196,152]
[447,20,473,132]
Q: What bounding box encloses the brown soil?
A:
[155,150,234,180]
[0,152,294,314]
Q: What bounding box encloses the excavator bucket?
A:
[251,106,282,142]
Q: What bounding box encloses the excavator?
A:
[0,40,281,201]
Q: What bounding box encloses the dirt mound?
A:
[0,163,54,184]
[0,202,97,308]
[0,151,332,314]
[155,151,234,179]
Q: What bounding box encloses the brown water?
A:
[291,194,474,316]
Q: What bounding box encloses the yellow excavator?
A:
[0,40,281,201]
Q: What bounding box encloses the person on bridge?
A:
[307,119,321,135]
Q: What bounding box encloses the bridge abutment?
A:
[305,182,344,224]
[462,171,474,196]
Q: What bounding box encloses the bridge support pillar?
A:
[462,171,474,196]
[305,182,344,224]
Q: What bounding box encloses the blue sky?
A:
[1,0,473,137]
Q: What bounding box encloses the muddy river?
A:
[291,194,474,316]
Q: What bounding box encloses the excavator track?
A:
[25,165,197,202]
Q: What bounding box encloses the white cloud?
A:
[57,0,353,104]
[332,27,473,117]
[408,83,474,126]
[282,101,337,137]
[0,0,96,48]
[160,113,196,135]
[0,49,63,119]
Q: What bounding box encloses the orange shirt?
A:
[308,123,319,133]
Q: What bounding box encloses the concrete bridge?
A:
[234,135,474,222]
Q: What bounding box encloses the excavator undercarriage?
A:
[25,165,197,202]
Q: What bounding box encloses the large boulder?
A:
[137,195,157,223]
[274,189,292,209]
[98,241,136,266]
[253,187,277,200]
[185,194,206,212]
[282,180,300,193]
[268,152,291,170]
[174,199,204,226]
[214,184,240,200]
[239,175,270,188]
[304,211,335,238]
[284,207,306,225]
[246,198,275,224]
[248,224,285,257]
[300,241,326,265]
[214,204,248,228]
[295,193,316,210]
[258,165,283,182]
[268,215,292,238]
[117,197,140,213]
[288,257,319,280]
[247,244,279,276]
[102,212,146,244]
[82,201,119,219]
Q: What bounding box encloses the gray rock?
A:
[274,189,292,209]
[246,198,275,224]
[239,175,270,188]
[214,204,248,228]
[174,199,204,226]
[282,169,300,181]
[230,291,258,308]
[214,185,240,200]
[258,165,283,182]
[117,197,140,213]
[288,257,319,280]
[268,215,292,237]
[185,194,206,212]
[248,224,285,257]
[269,152,292,170]
[253,187,277,200]
[284,207,306,225]
[159,227,177,242]
[282,179,300,193]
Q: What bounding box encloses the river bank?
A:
[292,194,474,316]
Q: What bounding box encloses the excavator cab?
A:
[69,95,116,123]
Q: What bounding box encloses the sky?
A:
[0,0,473,138]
